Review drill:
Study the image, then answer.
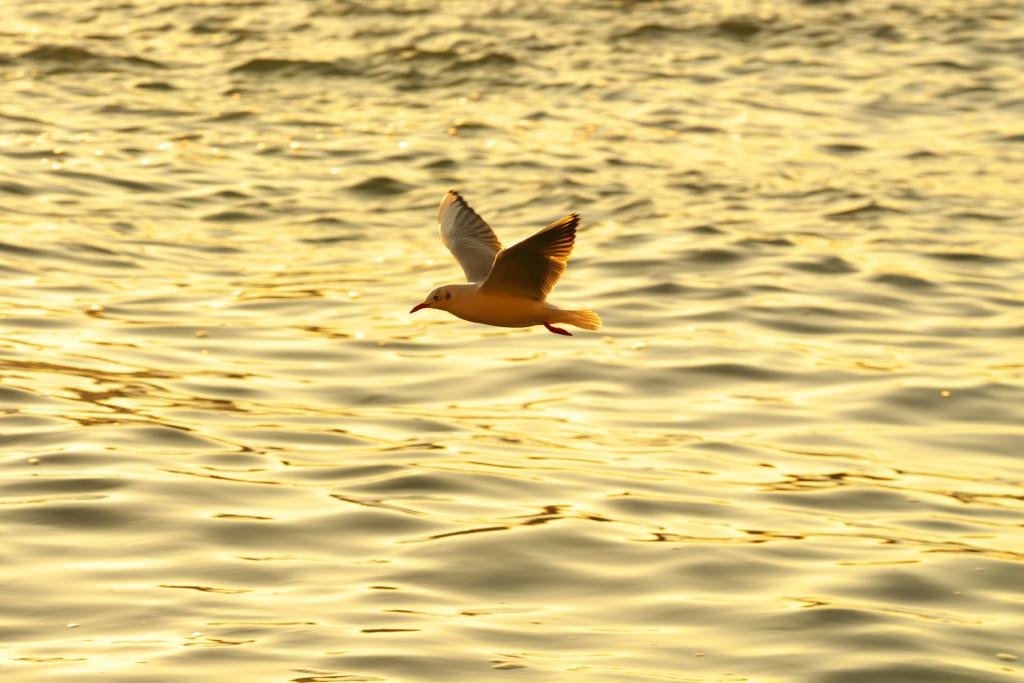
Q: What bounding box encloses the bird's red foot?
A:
[544,322,572,336]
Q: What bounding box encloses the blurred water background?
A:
[2,0,1023,681]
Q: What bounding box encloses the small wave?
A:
[230,58,358,77]
[753,317,845,335]
[681,247,744,265]
[818,143,871,155]
[681,362,789,381]
[689,224,725,235]
[202,210,263,222]
[916,59,984,72]
[0,240,46,257]
[1,149,64,159]
[206,110,256,122]
[6,503,128,530]
[947,211,1009,222]
[422,157,458,170]
[125,239,242,254]
[611,23,680,41]
[134,81,177,91]
[22,45,90,61]
[54,169,171,193]
[717,17,765,38]
[872,273,935,289]
[0,180,35,196]
[826,201,904,220]
[98,104,189,117]
[789,256,858,274]
[615,281,694,298]
[735,237,794,248]
[19,45,163,71]
[445,120,496,135]
[347,176,413,195]
[680,125,725,134]
[0,384,58,406]
[611,16,767,41]
[387,45,518,71]
[925,251,1006,263]
[0,111,45,125]
[453,52,518,70]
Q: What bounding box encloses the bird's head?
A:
[410,285,454,314]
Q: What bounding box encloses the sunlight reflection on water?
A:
[1,0,1023,681]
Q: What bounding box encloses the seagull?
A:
[410,190,601,335]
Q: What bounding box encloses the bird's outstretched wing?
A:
[479,213,578,301]
[438,190,502,283]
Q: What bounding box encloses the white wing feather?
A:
[438,190,502,283]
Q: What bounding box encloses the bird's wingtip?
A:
[441,189,466,209]
[439,189,461,216]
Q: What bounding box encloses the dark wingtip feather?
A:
[448,190,475,212]
[552,213,580,230]
[556,213,579,240]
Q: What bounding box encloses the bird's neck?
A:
[436,283,480,314]
[446,283,479,304]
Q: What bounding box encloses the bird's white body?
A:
[433,284,599,330]
[411,191,600,335]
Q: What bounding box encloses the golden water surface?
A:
[2,1,1023,681]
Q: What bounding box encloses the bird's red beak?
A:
[409,302,429,314]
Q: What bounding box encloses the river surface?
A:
[2,1,1023,681]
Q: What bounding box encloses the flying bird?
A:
[410,191,601,335]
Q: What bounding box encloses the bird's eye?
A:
[433,294,439,301]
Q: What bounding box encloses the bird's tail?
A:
[561,309,602,330]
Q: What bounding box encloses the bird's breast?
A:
[449,292,550,328]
